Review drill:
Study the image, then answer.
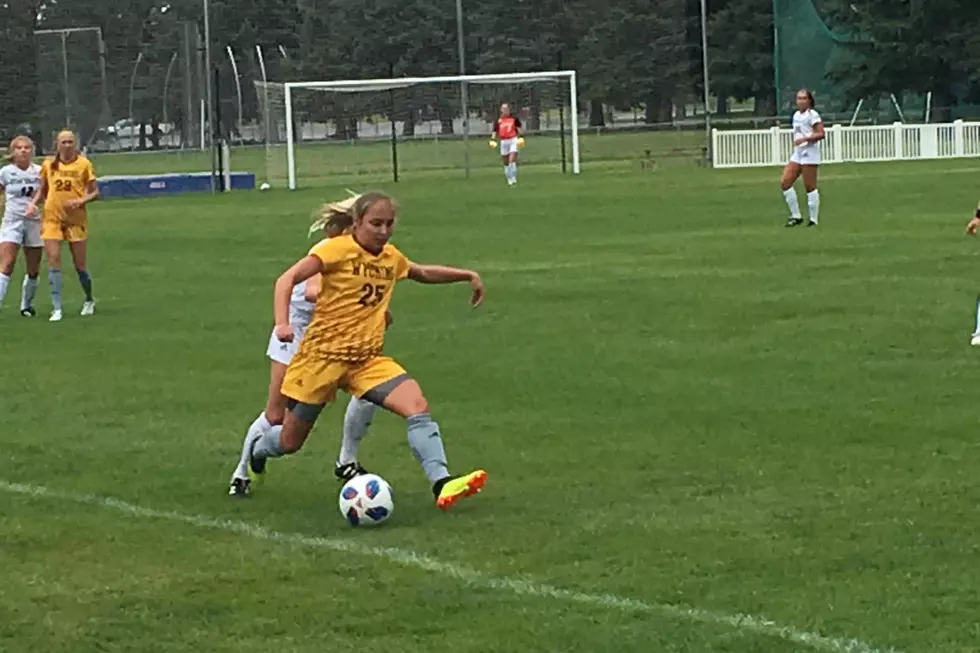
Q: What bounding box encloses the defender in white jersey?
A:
[780,89,825,228]
[228,196,383,497]
[963,204,980,344]
[265,282,316,364]
[0,136,43,315]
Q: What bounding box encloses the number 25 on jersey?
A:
[358,283,387,307]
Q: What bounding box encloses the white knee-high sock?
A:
[782,188,801,219]
[509,162,518,182]
[233,412,275,480]
[807,189,820,224]
[337,397,377,465]
[0,273,10,307]
[973,296,980,336]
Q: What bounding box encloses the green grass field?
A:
[2,157,980,653]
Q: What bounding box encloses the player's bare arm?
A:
[809,122,825,142]
[794,121,824,146]
[302,273,322,303]
[65,179,99,210]
[408,263,484,306]
[274,255,322,340]
[26,177,45,216]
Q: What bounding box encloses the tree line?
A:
[2,0,978,148]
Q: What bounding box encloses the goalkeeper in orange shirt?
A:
[489,103,525,186]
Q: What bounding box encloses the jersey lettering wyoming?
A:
[298,234,411,362]
[351,261,398,280]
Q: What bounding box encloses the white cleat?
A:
[971,334,980,346]
[81,301,95,316]
[49,309,63,322]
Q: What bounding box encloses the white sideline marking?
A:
[0,479,898,653]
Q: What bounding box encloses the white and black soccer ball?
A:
[259,182,271,191]
[339,473,394,527]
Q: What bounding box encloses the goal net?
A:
[255,71,580,189]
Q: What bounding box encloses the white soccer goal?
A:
[256,71,580,189]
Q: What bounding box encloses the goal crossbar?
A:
[282,70,580,188]
[284,70,578,91]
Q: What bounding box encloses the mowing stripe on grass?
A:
[0,479,899,653]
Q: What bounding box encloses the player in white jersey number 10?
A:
[780,89,825,228]
[0,136,43,316]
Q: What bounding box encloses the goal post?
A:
[263,70,579,189]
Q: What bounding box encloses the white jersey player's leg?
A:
[0,220,25,309]
[781,153,803,226]
[229,326,301,496]
[19,221,42,316]
[229,317,377,494]
[799,147,821,227]
[971,296,980,345]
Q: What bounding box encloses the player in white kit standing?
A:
[229,195,380,497]
[780,89,825,228]
[0,136,43,315]
[963,204,980,344]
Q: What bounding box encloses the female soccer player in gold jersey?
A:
[228,195,387,498]
[28,129,99,321]
[248,191,488,510]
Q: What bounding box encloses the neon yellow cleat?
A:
[435,469,487,510]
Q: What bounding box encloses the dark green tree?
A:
[708,0,775,115]
[822,0,980,119]
[581,0,694,124]
[0,1,41,140]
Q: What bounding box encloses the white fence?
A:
[712,120,980,168]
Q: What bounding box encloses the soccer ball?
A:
[259,182,271,191]
[338,474,394,527]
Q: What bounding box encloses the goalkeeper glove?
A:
[517,137,526,148]
[489,140,498,149]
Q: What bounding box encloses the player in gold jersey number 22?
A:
[249,192,488,510]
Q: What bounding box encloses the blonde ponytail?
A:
[308,189,397,239]
[308,189,361,238]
